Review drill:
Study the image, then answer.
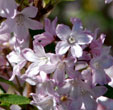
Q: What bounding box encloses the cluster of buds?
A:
[0,0,113,110]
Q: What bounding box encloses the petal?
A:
[22,48,38,62]
[56,24,71,40]
[25,63,39,77]
[45,17,57,36]
[0,33,10,43]
[55,41,70,55]
[10,105,21,110]
[71,44,83,58]
[7,51,23,65]
[92,69,111,85]
[0,19,14,34]
[14,23,29,40]
[69,98,82,110]
[53,65,65,85]
[100,55,113,69]
[92,86,107,98]
[70,18,83,32]
[77,33,93,45]
[10,60,26,81]
[39,64,56,73]
[22,6,38,18]
[33,45,46,57]
[33,32,54,47]
[51,17,57,35]
[25,17,43,30]
[0,0,17,18]
[45,18,51,32]
[83,94,97,110]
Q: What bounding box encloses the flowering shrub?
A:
[0,0,113,110]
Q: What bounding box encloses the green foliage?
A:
[16,0,29,5]
[44,0,51,5]
[44,0,75,6]
[0,94,30,105]
[0,77,18,90]
[21,104,38,110]
[104,85,113,99]
[0,85,5,94]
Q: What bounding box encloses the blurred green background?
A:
[49,0,113,53]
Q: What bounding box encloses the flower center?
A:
[60,95,68,102]
[80,88,88,96]
[38,57,49,66]
[15,14,25,26]
[68,36,76,44]
[94,62,101,69]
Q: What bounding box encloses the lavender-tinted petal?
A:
[92,86,107,98]
[56,24,71,40]
[71,18,83,32]
[83,94,97,110]
[77,33,93,45]
[100,55,113,69]
[0,0,17,18]
[55,41,70,55]
[25,17,43,30]
[33,32,54,47]
[71,44,83,58]
[21,6,38,18]
[22,48,38,62]
[53,66,65,86]
[14,23,29,40]
[25,63,40,77]
[39,64,56,74]
[69,98,82,110]
[92,69,111,85]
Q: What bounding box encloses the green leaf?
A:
[0,94,30,105]
[0,85,5,94]
[0,77,17,90]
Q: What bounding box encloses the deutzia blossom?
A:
[56,18,93,58]
[40,56,76,86]
[0,6,43,41]
[34,17,57,46]
[30,80,57,110]
[7,42,26,80]
[90,49,113,85]
[21,45,54,85]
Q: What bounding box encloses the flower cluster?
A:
[0,0,113,110]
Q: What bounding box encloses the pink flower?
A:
[40,56,76,86]
[0,6,43,41]
[34,17,57,46]
[90,50,113,85]
[30,80,57,110]
[56,18,93,58]
[7,43,26,80]
[21,45,54,85]
[90,33,106,57]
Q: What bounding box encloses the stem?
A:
[15,76,23,95]
[26,83,32,97]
